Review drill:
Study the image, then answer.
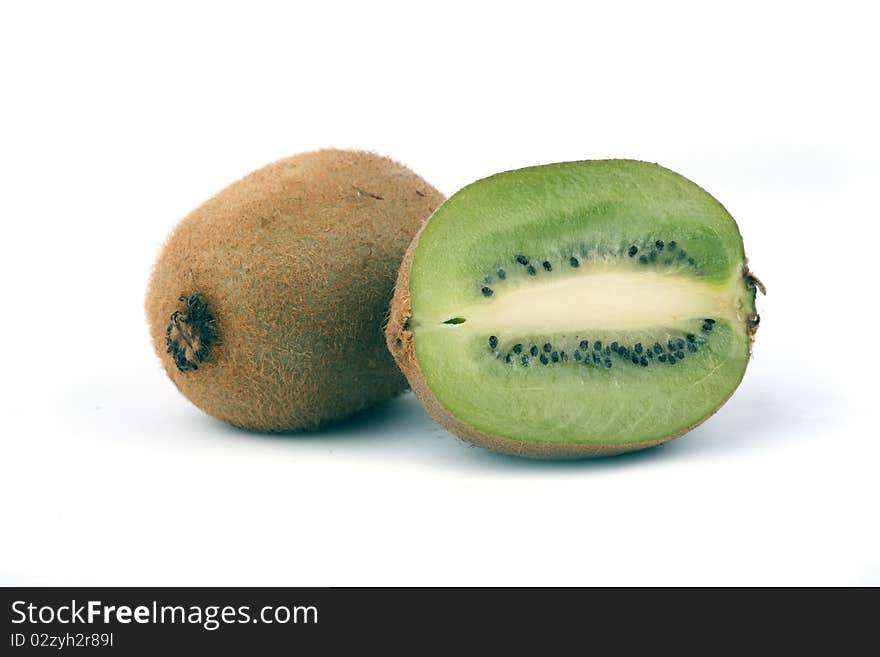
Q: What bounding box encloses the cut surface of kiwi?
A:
[387,160,761,458]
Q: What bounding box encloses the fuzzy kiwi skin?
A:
[385,162,760,459]
[147,149,444,431]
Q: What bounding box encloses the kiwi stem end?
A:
[165,293,217,372]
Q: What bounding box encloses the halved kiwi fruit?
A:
[387,160,762,458]
[146,149,443,431]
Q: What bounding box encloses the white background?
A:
[1,1,877,585]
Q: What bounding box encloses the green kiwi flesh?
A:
[387,160,761,458]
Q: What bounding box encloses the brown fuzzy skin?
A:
[147,149,444,431]
[386,221,761,460]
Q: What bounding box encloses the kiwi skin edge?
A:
[385,165,763,460]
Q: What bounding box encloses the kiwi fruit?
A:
[146,149,443,431]
[386,159,763,458]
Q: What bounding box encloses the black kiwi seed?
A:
[560,351,568,361]
[551,351,559,362]
[688,343,697,352]
[647,350,654,359]
[604,347,611,356]
[594,341,603,351]
[668,355,677,365]
[611,341,619,351]
[634,343,643,354]
[505,354,512,363]
[676,351,685,359]
[686,334,696,343]
[659,354,668,362]
[619,346,630,358]
[488,335,498,349]
[527,265,537,276]
[593,354,601,364]
[497,269,506,279]
[569,256,579,267]
[628,245,638,257]
[515,255,529,265]
[530,345,538,357]
[688,257,695,265]
[542,261,552,271]
[604,359,612,368]
[704,318,716,325]
[668,241,677,250]
[655,240,664,250]
[639,255,648,264]
[653,342,663,353]
[540,353,549,365]
[640,356,648,367]
[649,250,658,262]
[521,356,529,366]
[481,286,493,297]
[702,321,714,332]
[667,339,676,351]
[574,350,582,361]
[631,354,639,365]
[513,343,523,354]
[580,340,589,350]
[543,343,552,353]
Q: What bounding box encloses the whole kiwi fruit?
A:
[386,160,763,458]
[147,149,444,431]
